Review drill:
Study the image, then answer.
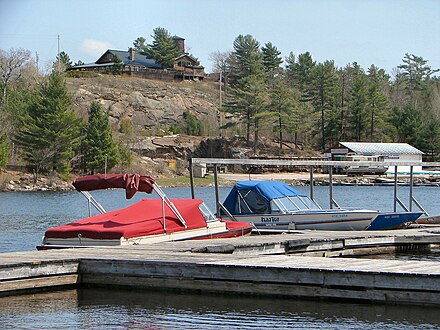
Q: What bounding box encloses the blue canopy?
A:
[222,181,305,215]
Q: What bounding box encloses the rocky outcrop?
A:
[66,76,221,134]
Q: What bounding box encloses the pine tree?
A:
[304,60,338,151]
[82,101,119,174]
[146,27,180,68]
[227,34,266,151]
[260,79,300,150]
[347,75,369,141]
[53,51,72,72]
[366,65,390,141]
[261,42,282,85]
[285,51,316,92]
[14,72,81,179]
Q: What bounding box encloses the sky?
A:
[1,0,439,75]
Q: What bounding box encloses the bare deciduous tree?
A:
[0,48,32,110]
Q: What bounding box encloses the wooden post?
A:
[189,158,195,199]
[214,164,220,216]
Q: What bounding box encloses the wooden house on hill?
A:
[69,36,205,81]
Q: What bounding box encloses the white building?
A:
[338,142,424,174]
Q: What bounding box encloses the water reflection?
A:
[0,288,439,329]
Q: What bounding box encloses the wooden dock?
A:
[2,226,440,305]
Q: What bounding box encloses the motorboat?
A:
[38,174,252,249]
[220,181,422,231]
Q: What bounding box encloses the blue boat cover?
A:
[222,181,305,215]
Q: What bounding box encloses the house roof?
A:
[96,49,163,69]
[340,142,424,155]
[174,53,204,69]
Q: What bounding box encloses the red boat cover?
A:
[45,199,209,240]
[73,174,155,199]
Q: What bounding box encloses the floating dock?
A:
[2,226,440,306]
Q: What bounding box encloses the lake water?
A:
[1,185,440,328]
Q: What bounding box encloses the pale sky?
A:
[1,0,439,75]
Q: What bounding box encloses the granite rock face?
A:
[66,76,221,134]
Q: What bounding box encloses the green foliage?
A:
[133,37,148,55]
[388,104,422,145]
[117,140,133,170]
[417,118,440,161]
[109,55,123,75]
[119,117,133,135]
[14,72,82,178]
[285,51,316,92]
[65,70,99,78]
[232,34,264,80]
[170,111,202,136]
[183,111,202,135]
[82,101,119,174]
[0,132,10,168]
[146,27,180,68]
[262,42,282,75]
[260,78,300,149]
[304,60,339,151]
[53,51,72,72]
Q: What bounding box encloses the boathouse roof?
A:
[339,142,424,155]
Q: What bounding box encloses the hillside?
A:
[66,76,222,136]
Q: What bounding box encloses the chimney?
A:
[129,47,135,61]
[172,36,185,54]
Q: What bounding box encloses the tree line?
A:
[0,48,128,179]
[210,35,440,158]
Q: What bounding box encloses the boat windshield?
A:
[198,203,217,222]
[270,196,320,213]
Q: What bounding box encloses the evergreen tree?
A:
[347,75,369,141]
[53,51,72,72]
[304,60,338,151]
[285,51,316,92]
[388,104,422,145]
[146,27,180,68]
[417,118,440,161]
[133,37,148,55]
[398,53,439,103]
[14,72,82,179]
[261,42,282,85]
[82,101,119,174]
[366,65,390,141]
[0,132,9,169]
[232,34,264,81]
[226,74,267,151]
[227,34,267,152]
[260,79,300,150]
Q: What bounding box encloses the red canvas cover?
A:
[45,199,208,239]
[73,174,155,199]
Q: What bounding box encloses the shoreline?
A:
[2,169,440,193]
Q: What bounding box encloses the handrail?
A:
[81,191,106,215]
[153,183,187,228]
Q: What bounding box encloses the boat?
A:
[38,174,252,249]
[220,181,422,231]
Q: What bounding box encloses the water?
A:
[0,288,439,330]
[2,185,440,253]
[1,185,440,328]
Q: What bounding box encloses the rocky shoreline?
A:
[2,169,440,193]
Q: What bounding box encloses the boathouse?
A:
[331,142,424,174]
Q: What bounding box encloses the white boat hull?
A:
[40,220,251,249]
[227,209,379,231]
